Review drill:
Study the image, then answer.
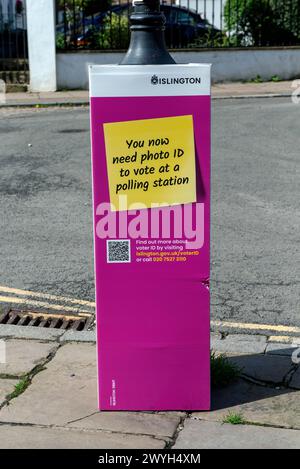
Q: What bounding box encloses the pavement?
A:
[0,87,299,330]
[1,80,296,107]
[0,327,299,449]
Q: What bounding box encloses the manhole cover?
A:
[0,309,94,331]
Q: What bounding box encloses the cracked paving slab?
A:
[211,333,267,354]
[174,419,300,449]
[265,342,300,356]
[193,379,300,430]
[0,324,65,341]
[290,368,300,389]
[0,343,180,439]
[227,353,295,384]
[67,411,180,439]
[0,424,166,449]
[0,379,19,405]
[0,339,58,377]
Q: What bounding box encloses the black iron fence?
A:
[56,0,300,51]
[0,4,29,84]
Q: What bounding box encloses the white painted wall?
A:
[57,52,125,90]
[26,0,57,91]
[57,48,300,89]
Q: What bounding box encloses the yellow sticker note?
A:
[103,115,197,211]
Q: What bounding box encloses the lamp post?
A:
[121,0,176,65]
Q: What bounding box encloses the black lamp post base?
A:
[121,0,175,65]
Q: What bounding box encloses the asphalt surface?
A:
[0,98,299,327]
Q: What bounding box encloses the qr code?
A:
[107,240,131,263]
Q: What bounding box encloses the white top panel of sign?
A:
[89,64,211,98]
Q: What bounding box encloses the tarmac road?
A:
[0,98,299,328]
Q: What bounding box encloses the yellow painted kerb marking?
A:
[212,320,300,335]
[0,285,95,308]
[0,286,299,335]
[0,295,92,316]
[268,335,297,344]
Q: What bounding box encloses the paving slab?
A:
[193,380,300,429]
[228,353,293,383]
[0,343,97,425]
[68,412,179,438]
[265,342,299,356]
[0,379,19,405]
[0,424,165,449]
[0,339,58,377]
[0,343,180,439]
[60,329,96,343]
[0,324,64,341]
[210,333,221,350]
[290,368,300,389]
[174,419,300,449]
[211,334,267,354]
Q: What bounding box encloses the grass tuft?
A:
[271,75,281,82]
[252,75,263,83]
[222,412,246,425]
[8,377,31,400]
[211,352,241,388]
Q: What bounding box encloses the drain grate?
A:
[0,309,94,331]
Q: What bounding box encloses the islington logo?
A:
[151,75,201,85]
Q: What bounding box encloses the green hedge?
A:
[224,0,300,46]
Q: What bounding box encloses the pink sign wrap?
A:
[89,64,211,410]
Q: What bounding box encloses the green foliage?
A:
[224,0,299,46]
[8,377,31,400]
[211,352,241,388]
[271,0,300,39]
[251,74,263,83]
[188,30,228,48]
[90,12,130,50]
[222,412,246,425]
[56,32,65,49]
[271,75,280,82]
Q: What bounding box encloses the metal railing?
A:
[0,6,29,84]
[56,0,300,51]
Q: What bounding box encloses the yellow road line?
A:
[268,335,297,343]
[1,285,298,335]
[212,320,300,335]
[0,295,92,316]
[0,285,95,308]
